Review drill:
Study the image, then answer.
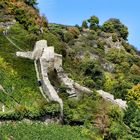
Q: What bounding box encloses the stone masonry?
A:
[16,40,127,114]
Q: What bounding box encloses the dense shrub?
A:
[0,122,89,140]
[102,18,128,40]
[126,83,140,106]
[63,32,74,43]
[80,60,104,89]
[123,102,140,139]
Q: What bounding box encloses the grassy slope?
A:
[0,122,89,140]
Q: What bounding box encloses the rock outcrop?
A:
[0,20,16,28]
[104,36,124,52]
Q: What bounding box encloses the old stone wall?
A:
[16,40,127,115]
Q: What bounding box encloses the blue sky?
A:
[37,0,140,50]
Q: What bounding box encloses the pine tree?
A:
[82,20,88,29]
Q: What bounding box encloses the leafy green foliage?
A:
[124,102,140,139]
[25,0,38,7]
[102,18,128,40]
[126,83,140,106]
[63,91,101,124]
[0,122,89,140]
[82,20,88,29]
[63,31,74,43]
[80,60,104,89]
[88,16,99,30]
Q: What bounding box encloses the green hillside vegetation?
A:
[0,122,89,140]
[0,0,140,139]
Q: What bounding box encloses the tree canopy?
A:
[25,0,38,7]
[102,18,128,40]
[82,20,88,29]
[87,15,99,30]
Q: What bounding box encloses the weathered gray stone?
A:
[0,20,16,28]
[97,90,127,109]
[16,51,33,59]
[42,47,55,72]
[39,58,63,116]
[101,62,114,72]
[115,99,127,109]
[55,67,76,96]
[0,85,6,93]
[74,83,92,94]
[32,40,47,60]
[54,54,62,69]
[104,36,124,51]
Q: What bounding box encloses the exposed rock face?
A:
[97,90,127,109]
[104,36,124,52]
[74,83,92,94]
[0,20,16,28]
[101,62,114,72]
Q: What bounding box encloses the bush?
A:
[102,18,128,40]
[80,60,104,89]
[103,72,115,92]
[126,83,140,106]
[83,78,95,88]
[63,32,74,43]
[88,15,99,30]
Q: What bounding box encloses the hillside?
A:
[0,1,140,140]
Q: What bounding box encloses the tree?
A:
[102,18,128,40]
[87,16,99,30]
[82,20,88,29]
[123,102,140,139]
[25,0,38,7]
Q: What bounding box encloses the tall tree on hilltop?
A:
[88,15,99,30]
[25,0,38,7]
[82,20,88,29]
[102,18,128,40]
